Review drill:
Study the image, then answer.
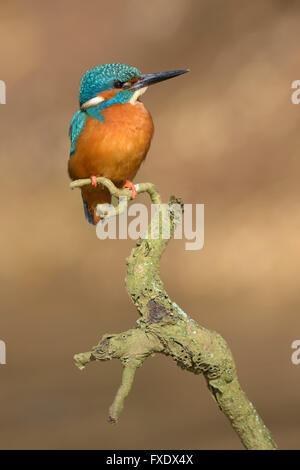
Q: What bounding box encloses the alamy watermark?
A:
[291,80,300,104]
[291,340,300,365]
[0,80,6,104]
[95,199,204,251]
[0,340,6,365]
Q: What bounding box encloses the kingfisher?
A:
[68,63,189,225]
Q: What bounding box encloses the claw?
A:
[90,175,98,187]
[123,180,137,199]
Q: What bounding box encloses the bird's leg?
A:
[123,180,137,199]
[90,175,100,187]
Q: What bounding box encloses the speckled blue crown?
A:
[79,63,141,106]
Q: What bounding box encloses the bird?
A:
[68,63,189,225]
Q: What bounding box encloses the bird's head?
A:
[79,63,189,111]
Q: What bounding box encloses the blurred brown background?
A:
[0,0,299,450]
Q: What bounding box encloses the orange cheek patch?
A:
[98,89,119,100]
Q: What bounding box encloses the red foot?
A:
[90,175,98,187]
[123,180,137,199]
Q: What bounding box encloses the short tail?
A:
[82,195,97,225]
[81,186,112,225]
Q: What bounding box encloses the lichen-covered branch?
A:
[70,176,161,204]
[72,178,277,450]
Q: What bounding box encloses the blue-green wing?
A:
[69,110,87,157]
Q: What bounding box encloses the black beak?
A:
[129,69,189,90]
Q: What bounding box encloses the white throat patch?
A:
[129,87,148,105]
[80,87,148,110]
[81,96,104,110]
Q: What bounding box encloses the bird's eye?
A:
[114,80,124,89]
[114,80,132,90]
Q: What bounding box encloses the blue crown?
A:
[79,63,141,106]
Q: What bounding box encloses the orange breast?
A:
[68,101,154,185]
